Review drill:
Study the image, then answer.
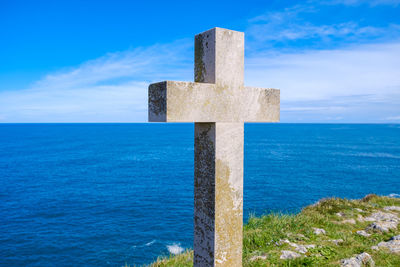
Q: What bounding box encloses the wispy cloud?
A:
[246,41,400,122]
[34,39,193,89]
[1,38,399,123]
[243,1,400,122]
[0,2,399,123]
[325,0,400,6]
[246,42,400,100]
[385,116,400,121]
[246,3,400,52]
[248,21,389,42]
[0,40,193,122]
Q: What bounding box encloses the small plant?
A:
[145,195,400,266]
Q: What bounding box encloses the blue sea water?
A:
[0,123,400,266]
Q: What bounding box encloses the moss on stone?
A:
[194,34,206,83]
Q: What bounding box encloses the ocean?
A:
[0,123,399,266]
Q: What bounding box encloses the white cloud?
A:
[32,39,193,91]
[325,0,400,6]
[282,106,346,112]
[246,41,400,122]
[248,21,387,42]
[385,116,400,121]
[1,4,399,123]
[246,5,400,50]
[0,81,148,122]
[246,42,400,100]
[0,40,193,122]
[1,39,399,123]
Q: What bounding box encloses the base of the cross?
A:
[194,122,244,266]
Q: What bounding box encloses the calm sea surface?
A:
[1,123,399,266]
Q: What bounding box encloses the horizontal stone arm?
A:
[148,81,280,122]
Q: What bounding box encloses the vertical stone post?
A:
[194,123,244,266]
[194,28,244,266]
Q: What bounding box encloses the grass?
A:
[144,194,400,266]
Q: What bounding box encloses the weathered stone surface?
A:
[391,235,400,240]
[279,239,315,254]
[194,123,216,266]
[195,28,244,88]
[384,206,400,212]
[313,228,326,235]
[377,239,400,253]
[149,27,280,123]
[367,221,398,232]
[194,123,244,266]
[330,239,344,245]
[363,211,399,232]
[148,81,279,122]
[214,123,244,266]
[341,252,375,267]
[342,219,356,224]
[362,211,399,233]
[356,230,371,237]
[149,27,280,267]
[249,255,267,261]
[280,250,301,259]
[364,211,399,222]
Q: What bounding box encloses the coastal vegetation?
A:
[147,194,400,266]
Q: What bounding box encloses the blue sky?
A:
[0,0,399,122]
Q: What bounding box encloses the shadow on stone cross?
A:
[148,27,280,267]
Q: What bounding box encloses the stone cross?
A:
[148,27,280,266]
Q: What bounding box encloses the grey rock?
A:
[279,239,315,254]
[364,211,399,232]
[278,239,290,245]
[250,255,267,261]
[357,214,365,222]
[330,239,344,245]
[366,221,398,232]
[356,230,371,237]
[391,235,400,240]
[280,250,301,259]
[377,239,400,253]
[342,219,356,224]
[364,211,399,222]
[295,244,315,254]
[313,228,326,235]
[341,252,375,267]
[384,206,400,212]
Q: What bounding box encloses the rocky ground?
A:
[147,194,400,266]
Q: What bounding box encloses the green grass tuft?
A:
[143,195,400,266]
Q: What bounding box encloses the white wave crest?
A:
[358,152,400,159]
[145,240,156,246]
[167,243,184,255]
[131,239,156,249]
[389,193,400,198]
